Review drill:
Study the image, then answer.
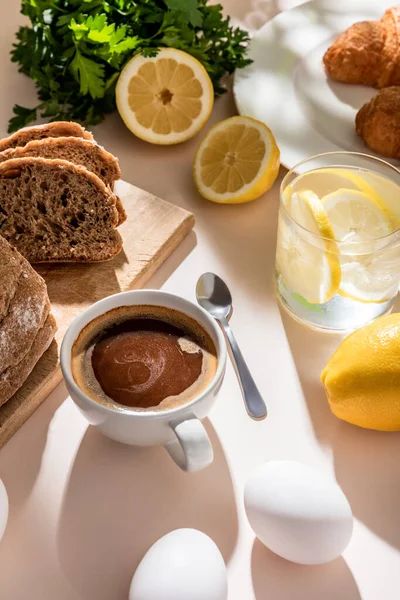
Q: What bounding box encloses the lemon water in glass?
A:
[275,152,400,332]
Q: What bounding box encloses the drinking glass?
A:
[275,152,400,331]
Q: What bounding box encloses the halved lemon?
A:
[193,116,280,204]
[116,48,214,145]
[322,188,396,303]
[276,190,341,304]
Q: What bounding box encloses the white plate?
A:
[233,0,396,169]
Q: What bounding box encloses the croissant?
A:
[356,87,400,158]
[323,7,400,88]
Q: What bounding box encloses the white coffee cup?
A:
[61,290,227,472]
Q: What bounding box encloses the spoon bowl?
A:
[196,272,232,320]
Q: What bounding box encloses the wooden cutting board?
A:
[0,180,195,448]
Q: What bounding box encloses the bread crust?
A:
[0,313,57,408]
[0,237,56,407]
[0,236,23,320]
[0,137,121,185]
[0,262,49,373]
[0,157,123,262]
[0,122,93,152]
[0,138,125,225]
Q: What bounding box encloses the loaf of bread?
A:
[0,314,57,408]
[0,237,56,408]
[0,240,23,320]
[0,266,49,373]
[0,137,121,189]
[0,121,93,152]
[0,157,124,262]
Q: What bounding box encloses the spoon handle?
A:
[220,317,267,420]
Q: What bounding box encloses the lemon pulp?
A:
[193,116,280,203]
[116,48,214,144]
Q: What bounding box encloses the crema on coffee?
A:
[71,305,218,412]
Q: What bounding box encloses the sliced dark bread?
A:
[0,236,23,320]
[0,157,123,263]
[0,122,93,152]
[0,261,49,373]
[0,313,57,408]
[0,137,121,188]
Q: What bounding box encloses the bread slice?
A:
[0,313,57,408]
[0,236,23,320]
[0,122,93,152]
[0,157,123,263]
[0,137,121,189]
[0,262,49,373]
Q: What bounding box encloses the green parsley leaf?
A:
[9,0,252,132]
[70,50,105,98]
[166,0,203,28]
[8,104,39,132]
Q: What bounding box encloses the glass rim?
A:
[280,151,400,247]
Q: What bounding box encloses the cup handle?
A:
[164,419,214,472]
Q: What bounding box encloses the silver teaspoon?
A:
[196,272,267,421]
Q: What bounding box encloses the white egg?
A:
[0,479,8,543]
[244,460,353,565]
[129,528,227,600]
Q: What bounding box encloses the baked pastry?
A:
[0,236,56,407]
[323,7,400,88]
[356,87,400,158]
[0,157,124,262]
[0,121,93,152]
[0,137,121,189]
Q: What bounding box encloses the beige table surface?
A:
[1,1,400,599]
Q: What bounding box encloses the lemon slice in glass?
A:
[293,168,399,229]
[322,189,393,244]
[193,116,280,204]
[357,171,400,225]
[322,188,397,303]
[337,255,400,304]
[116,48,214,145]
[276,190,341,304]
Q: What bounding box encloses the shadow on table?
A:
[251,539,361,600]
[333,422,400,551]
[280,304,400,551]
[279,304,345,444]
[38,229,197,308]
[0,383,68,514]
[192,167,283,311]
[56,419,238,600]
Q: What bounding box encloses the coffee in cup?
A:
[71,304,218,413]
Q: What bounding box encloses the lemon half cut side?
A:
[193,116,280,204]
[116,48,214,145]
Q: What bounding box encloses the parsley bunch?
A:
[10,0,252,132]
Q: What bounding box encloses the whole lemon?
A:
[321,313,400,431]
